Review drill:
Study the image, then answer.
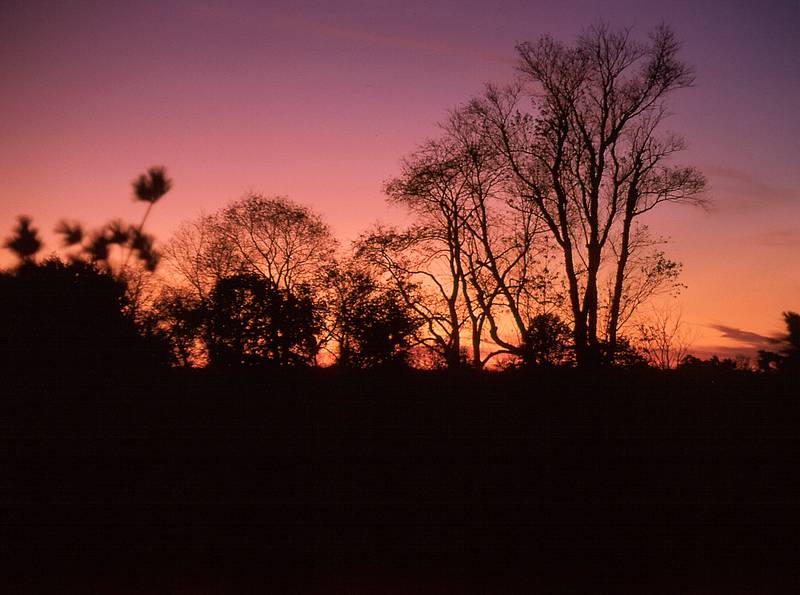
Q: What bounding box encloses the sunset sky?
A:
[1,0,798,357]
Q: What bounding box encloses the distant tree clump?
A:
[678,354,740,372]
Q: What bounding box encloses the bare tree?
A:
[369,135,479,367]
[636,305,695,369]
[471,23,706,366]
[164,194,336,296]
[603,225,684,338]
[163,214,242,302]
[373,107,560,368]
[216,194,336,292]
[161,195,337,365]
[356,223,468,368]
[445,107,560,365]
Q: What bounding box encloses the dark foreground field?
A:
[2,368,798,593]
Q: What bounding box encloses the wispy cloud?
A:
[189,5,516,67]
[707,323,773,347]
[270,15,516,66]
[742,226,800,247]
[702,164,796,210]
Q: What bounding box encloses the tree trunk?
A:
[607,213,634,358]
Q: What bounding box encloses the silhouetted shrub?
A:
[599,336,649,369]
[520,313,573,367]
[0,258,167,370]
[204,274,321,367]
[147,287,207,367]
[330,269,421,369]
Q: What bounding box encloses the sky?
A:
[1,0,798,357]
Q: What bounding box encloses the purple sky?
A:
[1,0,798,355]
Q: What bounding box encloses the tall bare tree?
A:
[636,305,695,369]
[445,107,559,365]
[356,223,469,368]
[472,24,706,366]
[163,214,242,302]
[367,106,558,368]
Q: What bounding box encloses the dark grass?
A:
[2,367,798,593]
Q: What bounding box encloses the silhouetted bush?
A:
[148,286,207,367]
[520,313,573,367]
[330,268,422,369]
[203,273,321,367]
[0,258,168,370]
[599,336,649,369]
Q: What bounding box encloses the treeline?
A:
[1,23,797,374]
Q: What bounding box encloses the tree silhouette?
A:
[145,286,206,367]
[54,220,84,247]
[119,166,172,269]
[157,195,337,367]
[218,194,336,292]
[378,108,559,368]
[356,225,467,368]
[679,354,739,372]
[203,273,320,368]
[520,313,572,367]
[163,214,241,302]
[3,216,43,263]
[0,258,167,369]
[471,23,706,366]
[132,166,171,227]
[758,311,800,374]
[599,336,649,369]
[53,166,171,274]
[327,265,421,369]
[163,194,335,304]
[636,305,695,369]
